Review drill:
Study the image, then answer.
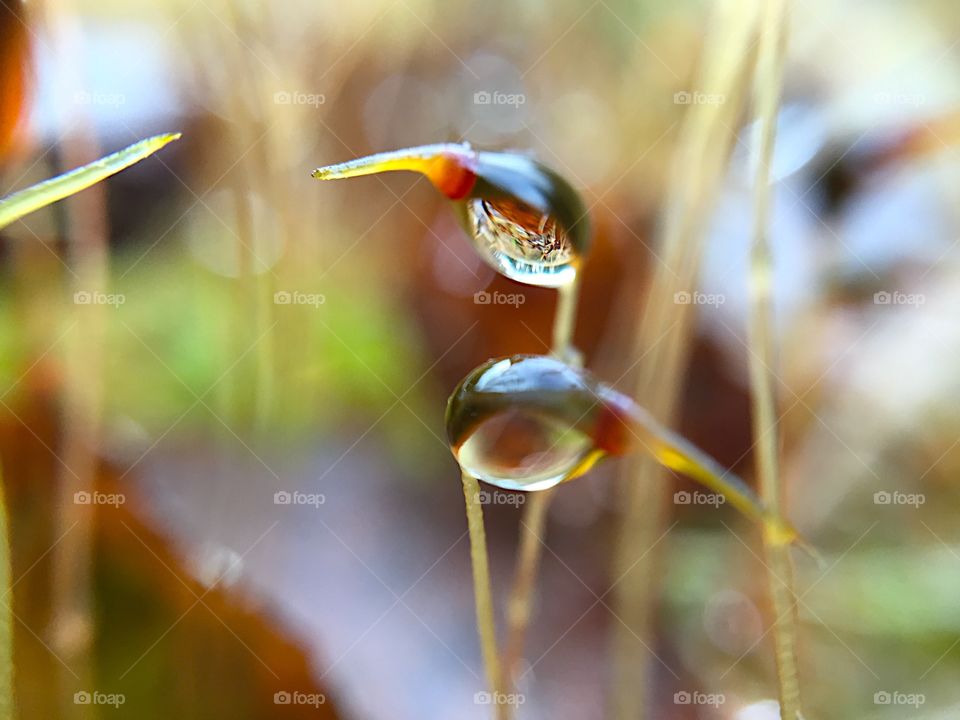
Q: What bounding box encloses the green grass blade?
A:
[0,132,181,230]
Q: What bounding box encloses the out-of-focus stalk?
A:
[502,275,582,686]
[0,466,11,720]
[748,1,802,718]
[40,2,108,717]
[610,1,761,717]
[218,0,278,433]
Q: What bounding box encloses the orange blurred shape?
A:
[0,0,29,164]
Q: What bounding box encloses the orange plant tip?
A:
[311,143,478,199]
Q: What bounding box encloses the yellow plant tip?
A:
[0,132,182,230]
[312,143,479,199]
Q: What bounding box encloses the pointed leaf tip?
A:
[0,132,182,230]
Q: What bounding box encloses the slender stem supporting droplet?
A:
[748,1,802,718]
[550,277,582,363]
[502,485,550,686]
[461,472,510,720]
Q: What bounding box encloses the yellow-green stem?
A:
[610,1,761,716]
[748,1,801,718]
[550,277,582,363]
[43,6,109,716]
[502,486,552,685]
[462,472,509,720]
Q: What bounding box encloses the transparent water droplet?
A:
[464,198,577,288]
[445,356,802,549]
[446,356,608,491]
[454,406,594,491]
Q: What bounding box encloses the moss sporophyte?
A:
[313,143,590,288]
[313,141,812,719]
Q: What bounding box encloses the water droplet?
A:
[445,356,614,491]
[313,144,590,288]
[455,405,595,491]
[445,356,794,544]
[463,198,577,287]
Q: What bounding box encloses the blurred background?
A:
[0,0,958,717]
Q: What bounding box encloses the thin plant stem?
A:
[551,276,582,362]
[461,471,510,720]
[41,4,110,715]
[610,1,761,716]
[223,1,277,436]
[748,1,802,718]
[502,485,552,686]
[0,467,11,720]
[502,274,583,686]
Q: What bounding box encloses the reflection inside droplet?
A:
[453,406,594,491]
[465,198,577,288]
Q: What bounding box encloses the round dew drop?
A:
[452,406,595,491]
[464,198,578,288]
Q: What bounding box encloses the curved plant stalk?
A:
[748,1,802,718]
[0,465,11,720]
[609,1,762,717]
[502,276,582,685]
[461,472,509,720]
[0,133,181,230]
